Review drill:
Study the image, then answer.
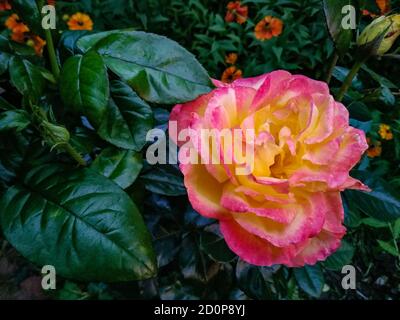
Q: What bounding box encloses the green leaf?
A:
[9,56,45,104]
[77,30,213,104]
[0,52,11,76]
[362,217,388,228]
[200,225,236,263]
[235,260,277,300]
[394,219,400,239]
[91,147,143,189]
[59,30,92,57]
[0,110,30,132]
[345,172,400,222]
[0,97,16,111]
[60,51,109,127]
[0,164,156,282]
[140,165,186,196]
[323,0,354,55]
[323,241,355,271]
[293,264,324,298]
[12,0,43,37]
[179,234,211,284]
[98,80,153,151]
[361,65,397,89]
[377,240,398,257]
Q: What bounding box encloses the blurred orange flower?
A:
[379,124,393,140]
[225,1,248,25]
[67,12,94,31]
[5,14,29,33]
[27,35,46,56]
[11,30,29,43]
[0,0,11,11]
[361,9,378,18]
[47,0,56,5]
[254,16,283,41]
[367,138,382,158]
[5,14,46,56]
[376,0,391,14]
[225,53,238,65]
[221,66,242,83]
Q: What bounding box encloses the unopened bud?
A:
[357,14,400,56]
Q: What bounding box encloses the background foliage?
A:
[1,0,400,300]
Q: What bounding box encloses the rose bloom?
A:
[255,16,283,41]
[170,71,368,266]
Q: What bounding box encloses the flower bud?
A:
[357,14,400,55]
[41,121,70,148]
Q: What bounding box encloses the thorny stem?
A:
[30,104,87,166]
[325,52,339,85]
[336,59,365,102]
[64,143,87,166]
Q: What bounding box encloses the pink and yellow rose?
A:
[170,71,368,267]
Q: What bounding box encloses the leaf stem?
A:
[336,59,364,102]
[64,143,87,166]
[325,52,339,85]
[37,0,60,79]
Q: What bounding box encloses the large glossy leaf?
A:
[235,260,277,300]
[59,30,91,57]
[345,172,400,221]
[0,110,30,132]
[323,0,354,55]
[179,234,211,284]
[323,240,355,271]
[293,264,324,298]
[12,0,43,37]
[91,147,143,189]
[140,165,186,196]
[59,51,109,127]
[200,225,236,263]
[98,80,153,151]
[0,164,157,282]
[77,30,213,104]
[9,56,45,104]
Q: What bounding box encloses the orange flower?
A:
[27,35,46,56]
[221,66,242,83]
[5,14,30,33]
[225,53,238,65]
[376,0,390,14]
[379,124,393,140]
[361,9,378,18]
[367,138,382,158]
[225,1,248,25]
[0,0,11,11]
[11,30,29,43]
[47,0,56,5]
[254,16,283,41]
[67,12,93,31]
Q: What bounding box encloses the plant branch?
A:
[336,59,364,102]
[325,52,339,85]
[37,0,60,79]
[64,143,87,166]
